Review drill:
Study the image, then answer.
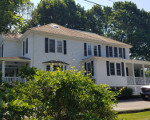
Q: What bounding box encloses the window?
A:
[94,46,97,56]
[87,63,91,74]
[88,45,92,55]
[85,61,94,76]
[23,38,28,56]
[109,47,113,57]
[46,65,50,71]
[119,48,123,58]
[57,41,62,53]
[53,65,63,71]
[116,63,121,76]
[114,47,118,57]
[110,63,115,75]
[50,39,55,52]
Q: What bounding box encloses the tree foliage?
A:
[0,0,31,33]
[107,2,150,60]
[19,66,37,81]
[24,0,150,60]
[0,69,118,120]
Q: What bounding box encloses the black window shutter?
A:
[123,48,126,59]
[91,61,94,76]
[126,67,129,76]
[98,45,101,57]
[2,44,3,57]
[84,62,87,75]
[45,38,48,53]
[23,41,25,56]
[84,43,87,56]
[63,40,67,54]
[26,38,28,54]
[121,62,125,76]
[106,61,110,76]
[106,46,109,57]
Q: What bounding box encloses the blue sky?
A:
[31,0,150,12]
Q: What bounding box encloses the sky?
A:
[31,0,150,12]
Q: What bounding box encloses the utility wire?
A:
[84,0,106,7]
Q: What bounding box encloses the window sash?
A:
[94,46,97,56]
[46,65,50,71]
[109,47,113,57]
[57,41,62,53]
[49,39,55,52]
[114,47,118,57]
[110,63,115,75]
[116,63,121,76]
[88,45,92,55]
[119,48,123,58]
[87,63,91,74]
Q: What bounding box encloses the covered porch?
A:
[126,63,150,85]
[0,57,30,82]
[126,61,150,95]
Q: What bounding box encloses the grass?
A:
[118,111,150,120]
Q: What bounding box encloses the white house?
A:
[0,23,150,94]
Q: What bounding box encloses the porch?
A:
[126,62,150,95]
[0,57,30,82]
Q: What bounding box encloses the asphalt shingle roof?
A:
[30,23,132,48]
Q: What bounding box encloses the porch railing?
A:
[127,76,150,85]
[2,77,25,83]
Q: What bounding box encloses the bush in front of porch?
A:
[0,68,119,120]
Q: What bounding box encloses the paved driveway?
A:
[114,98,150,111]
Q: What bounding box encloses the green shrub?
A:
[19,66,37,81]
[0,69,118,120]
[112,87,133,99]
[0,72,2,85]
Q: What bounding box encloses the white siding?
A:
[3,40,20,57]
[95,59,127,86]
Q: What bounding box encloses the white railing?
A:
[127,76,150,85]
[2,77,25,83]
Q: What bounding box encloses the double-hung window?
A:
[116,63,121,76]
[110,63,115,75]
[119,48,123,58]
[57,41,62,53]
[49,39,55,52]
[94,46,97,56]
[88,45,92,55]
[114,47,118,57]
[23,38,28,56]
[109,47,113,57]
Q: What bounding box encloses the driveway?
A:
[114,98,150,111]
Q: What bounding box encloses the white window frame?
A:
[88,45,92,56]
[57,41,63,53]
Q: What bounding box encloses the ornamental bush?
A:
[0,68,118,120]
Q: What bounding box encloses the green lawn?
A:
[118,111,150,120]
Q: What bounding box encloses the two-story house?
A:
[0,23,150,94]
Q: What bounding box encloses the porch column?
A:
[132,63,135,85]
[142,64,146,85]
[2,61,5,77]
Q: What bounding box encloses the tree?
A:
[0,0,31,33]
[0,69,118,120]
[106,1,150,60]
[23,0,87,32]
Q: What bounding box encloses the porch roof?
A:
[0,57,31,62]
[43,60,69,65]
[81,56,150,65]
